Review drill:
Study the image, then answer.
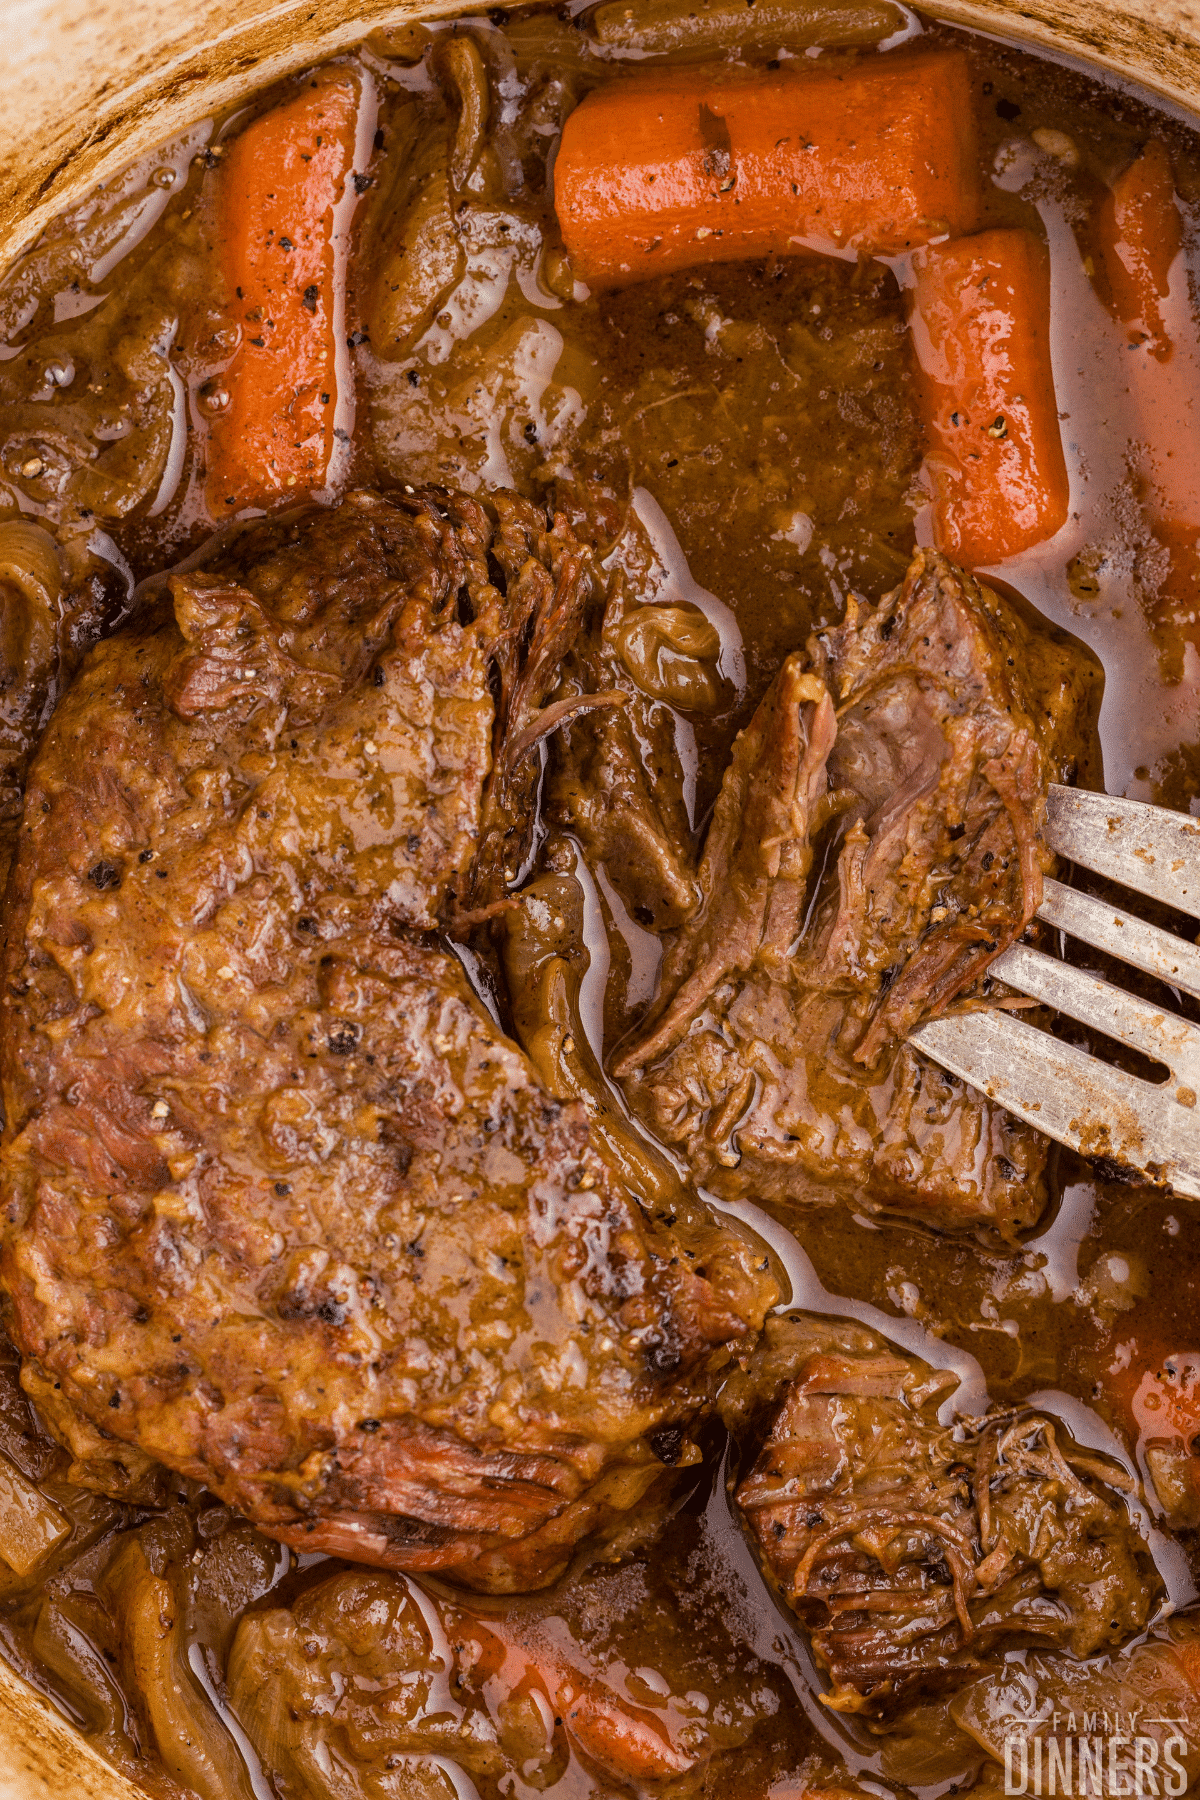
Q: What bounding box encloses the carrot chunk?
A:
[910,228,1069,567]
[1174,1638,1200,1696]
[1096,139,1183,360]
[1105,1343,1200,1447]
[207,68,362,514]
[1099,1338,1200,1520]
[1093,142,1200,527]
[554,49,980,287]
[1089,142,1200,624]
[1076,1313,1200,1576]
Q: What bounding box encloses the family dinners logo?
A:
[1002,1710,1192,1795]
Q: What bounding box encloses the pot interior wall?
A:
[1,0,1199,265]
[0,0,1195,1794]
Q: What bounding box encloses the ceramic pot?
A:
[0,0,1194,1793]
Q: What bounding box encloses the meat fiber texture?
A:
[727,1314,1160,1716]
[614,550,1099,1240]
[0,489,775,1592]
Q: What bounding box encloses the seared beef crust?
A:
[0,490,774,1590]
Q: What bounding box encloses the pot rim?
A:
[0,0,1194,1795]
[1,0,1198,271]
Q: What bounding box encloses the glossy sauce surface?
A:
[0,8,1197,1798]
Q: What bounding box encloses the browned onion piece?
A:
[102,1535,260,1800]
[0,1452,69,1577]
[588,0,907,55]
[500,870,698,1214]
[0,518,63,611]
[435,34,491,191]
[367,121,465,360]
[615,602,722,710]
[364,20,435,62]
[31,1590,139,1764]
[228,1574,459,1800]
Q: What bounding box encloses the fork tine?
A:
[991,941,1200,1080]
[909,1009,1200,1200]
[1047,785,1200,920]
[1036,877,1200,1001]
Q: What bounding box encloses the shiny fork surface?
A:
[909,785,1200,1200]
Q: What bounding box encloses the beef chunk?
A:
[0,489,775,1592]
[731,1316,1159,1716]
[615,551,1099,1238]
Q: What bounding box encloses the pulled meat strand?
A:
[733,1314,1159,1714]
[614,549,1099,1237]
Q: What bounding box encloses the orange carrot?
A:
[1096,140,1183,360]
[1139,515,1200,680]
[1104,1341,1200,1450]
[207,68,362,514]
[910,228,1069,567]
[554,49,980,287]
[1174,1636,1200,1696]
[1092,142,1200,545]
[555,1677,693,1780]
[444,1606,692,1782]
[1089,142,1200,632]
[1099,1337,1200,1519]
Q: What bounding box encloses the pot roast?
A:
[0,489,776,1591]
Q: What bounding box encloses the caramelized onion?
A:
[615,602,722,710]
[587,0,907,55]
[436,35,491,191]
[367,127,465,359]
[0,1452,69,1576]
[31,1591,138,1759]
[0,518,63,611]
[364,19,434,62]
[103,1535,259,1800]
[500,870,687,1211]
[229,1572,459,1799]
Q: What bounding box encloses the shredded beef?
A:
[614,551,1099,1238]
[729,1315,1159,1715]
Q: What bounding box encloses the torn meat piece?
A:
[732,1315,1159,1716]
[467,488,621,909]
[547,527,707,933]
[0,490,776,1593]
[618,653,836,1065]
[616,551,1099,1237]
[550,702,700,931]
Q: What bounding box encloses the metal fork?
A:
[910,786,1200,1201]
